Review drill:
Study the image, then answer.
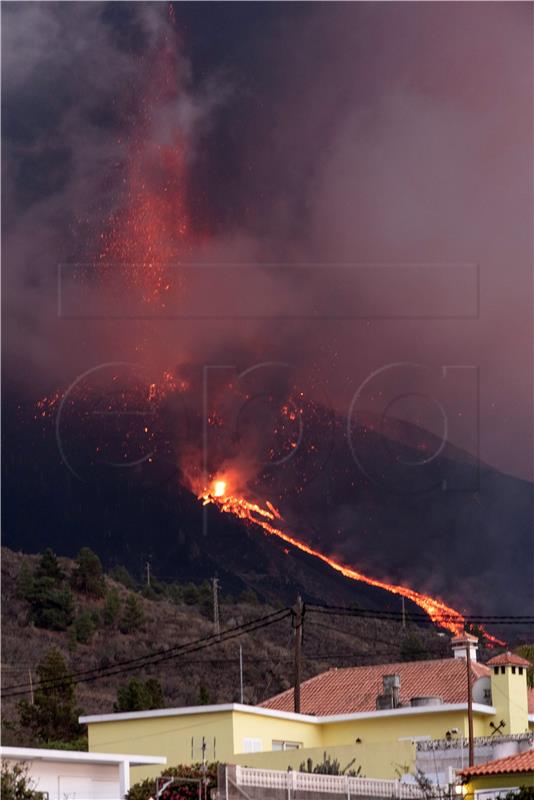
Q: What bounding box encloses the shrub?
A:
[198,685,211,705]
[299,752,362,777]
[182,583,200,605]
[164,583,183,605]
[127,764,218,800]
[239,588,259,605]
[103,588,121,626]
[120,594,144,634]
[16,563,35,602]
[74,610,97,644]
[114,678,165,712]
[1,762,45,800]
[71,548,105,597]
[109,565,137,590]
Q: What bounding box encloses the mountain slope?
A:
[1,546,451,745]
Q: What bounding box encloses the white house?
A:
[0,747,166,800]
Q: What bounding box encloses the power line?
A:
[306,604,534,625]
[1,608,291,698]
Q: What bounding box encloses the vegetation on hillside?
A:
[17,648,84,747]
[1,546,479,749]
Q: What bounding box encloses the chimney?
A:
[376,674,401,709]
[451,632,478,662]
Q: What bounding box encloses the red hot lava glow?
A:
[200,479,505,645]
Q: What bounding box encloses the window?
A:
[500,666,505,674]
[243,737,262,753]
[272,740,302,751]
[493,667,498,675]
[512,666,516,674]
[519,667,524,675]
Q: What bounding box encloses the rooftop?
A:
[260,658,490,716]
[460,747,534,778]
[0,746,166,767]
[486,651,532,668]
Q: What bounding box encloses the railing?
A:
[416,732,534,752]
[234,766,426,797]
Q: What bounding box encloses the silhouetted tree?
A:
[73,610,97,644]
[114,678,164,712]
[120,594,144,634]
[71,548,105,597]
[18,649,83,744]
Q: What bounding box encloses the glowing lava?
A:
[200,480,504,645]
[213,480,227,497]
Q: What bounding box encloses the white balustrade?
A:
[234,766,427,797]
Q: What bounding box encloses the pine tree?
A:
[23,549,74,631]
[71,547,105,597]
[119,594,144,634]
[74,610,97,644]
[114,678,164,712]
[35,549,64,581]
[18,649,83,744]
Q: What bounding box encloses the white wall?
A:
[8,759,121,800]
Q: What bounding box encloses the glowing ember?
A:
[213,480,227,498]
[200,483,505,645]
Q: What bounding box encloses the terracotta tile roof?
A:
[260,659,490,716]
[486,651,532,668]
[460,747,534,777]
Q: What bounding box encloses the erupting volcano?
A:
[27,4,518,649]
[200,477,505,645]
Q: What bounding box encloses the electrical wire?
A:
[305,604,534,625]
[1,608,291,698]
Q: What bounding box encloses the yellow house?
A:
[81,637,534,783]
[459,747,534,797]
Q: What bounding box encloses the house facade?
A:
[81,637,534,782]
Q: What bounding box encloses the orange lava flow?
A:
[200,483,505,645]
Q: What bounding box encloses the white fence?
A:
[231,766,426,798]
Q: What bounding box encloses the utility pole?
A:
[401,596,406,628]
[145,561,151,588]
[466,641,475,766]
[239,645,244,704]
[212,577,220,638]
[293,596,303,714]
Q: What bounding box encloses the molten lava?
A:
[213,480,227,497]
[200,479,504,644]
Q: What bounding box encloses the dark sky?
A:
[2,1,533,485]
